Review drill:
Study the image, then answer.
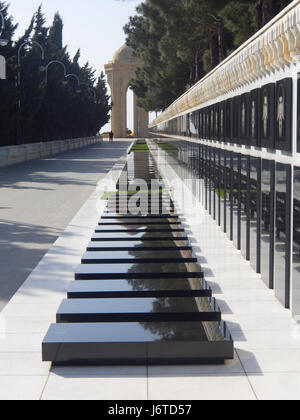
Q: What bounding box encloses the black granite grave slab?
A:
[102,214,178,219]
[105,206,175,213]
[56,297,221,323]
[81,251,196,264]
[86,241,191,252]
[98,219,181,225]
[111,193,171,198]
[107,197,174,202]
[110,199,173,204]
[91,232,187,241]
[109,193,172,198]
[106,205,175,211]
[104,209,176,216]
[42,321,234,366]
[67,278,212,299]
[75,262,203,280]
[95,225,184,233]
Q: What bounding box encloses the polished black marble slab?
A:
[81,251,196,264]
[75,262,203,280]
[108,196,172,199]
[107,197,174,203]
[86,241,191,252]
[106,205,175,211]
[56,297,221,323]
[104,210,176,216]
[67,279,212,299]
[42,321,234,366]
[105,206,175,213]
[109,194,172,199]
[111,198,173,202]
[91,232,187,241]
[99,219,181,225]
[95,225,184,233]
[102,214,178,219]
[111,193,171,198]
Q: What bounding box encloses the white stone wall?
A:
[0,137,103,168]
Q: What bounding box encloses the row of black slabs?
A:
[42,150,233,366]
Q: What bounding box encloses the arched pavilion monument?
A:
[105,44,148,138]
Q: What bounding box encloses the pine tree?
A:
[124,0,293,113]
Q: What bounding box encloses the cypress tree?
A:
[0,3,112,146]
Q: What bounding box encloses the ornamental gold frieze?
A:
[150,0,300,128]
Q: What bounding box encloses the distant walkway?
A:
[0,140,131,311]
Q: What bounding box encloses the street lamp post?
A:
[80,83,97,101]
[16,41,46,144]
[0,10,8,47]
[44,60,67,83]
[65,73,81,93]
[17,41,46,88]
[44,60,68,141]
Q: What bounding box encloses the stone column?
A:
[134,94,149,138]
[119,83,128,138]
[106,70,129,138]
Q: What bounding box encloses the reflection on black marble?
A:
[293,167,300,314]
[91,231,188,241]
[249,157,260,273]
[102,213,178,219]
[219,149,225,229]
[81,250,196,264]
[87,240,191,252]
[99,218,181,225]
[232,153,240,249]
[274,162,291,308]
[261,159,273,287]
[43,321,233,366]
[56,297,221,323]
[75,261,203,280]
[95,224,184,232]
[240,154,249,260]
[225,151,232,239]
[67,279,212,299]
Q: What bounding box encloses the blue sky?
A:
[8,0,142,131]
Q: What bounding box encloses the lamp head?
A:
[62,78,68,86]
[76,87,81,94]
[0,31,8,47]
[39,60,46,72]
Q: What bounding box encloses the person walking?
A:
[109,131,114,142]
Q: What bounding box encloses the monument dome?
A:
[112,44,135,63]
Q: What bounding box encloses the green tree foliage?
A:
[0,3,111,146]
[125,0,293,113]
